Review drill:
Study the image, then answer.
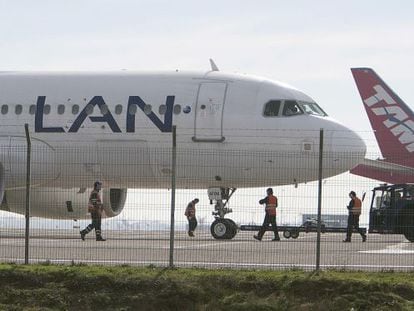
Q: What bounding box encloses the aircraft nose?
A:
[331,125,366,153]
[327,123,366,171]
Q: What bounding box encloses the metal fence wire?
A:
[0,128,413,271]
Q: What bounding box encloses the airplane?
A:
[0,60,366,238]
[350,67,414,183]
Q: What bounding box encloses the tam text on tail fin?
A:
[351,68,414,169]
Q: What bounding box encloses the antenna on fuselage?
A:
[209,59,219,71]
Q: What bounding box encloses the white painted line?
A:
[359,249,414,254]
[170,241,248,250]
[358,242,414,254]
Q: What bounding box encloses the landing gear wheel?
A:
[223,219,237,239]
[283,230,291,239]
[210,219,237,240]
[291,230,299,239]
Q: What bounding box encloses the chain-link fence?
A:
[0,128,413,271]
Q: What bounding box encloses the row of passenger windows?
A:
[263,100,327,117]
[0,104,183,116]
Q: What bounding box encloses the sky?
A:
[0,0,413,226]
[1,0,413,140]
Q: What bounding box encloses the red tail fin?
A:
[351,68,414,168]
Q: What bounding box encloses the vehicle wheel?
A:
[404,230,414,242]
[321,224,326,233]
[291,230,299,239]
[211,219,233,240]
[401,205,414,242]
[223,219,237,239]
[283,230,291,239]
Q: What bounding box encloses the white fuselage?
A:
[0,70,366,190]
[0,70,366,219]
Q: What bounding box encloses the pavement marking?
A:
[165,241,248,249]
[359,241,414,254]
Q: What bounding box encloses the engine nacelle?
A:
[102,188,128,218]
[0,187,127,220]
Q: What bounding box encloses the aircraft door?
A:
[193,82,227,142]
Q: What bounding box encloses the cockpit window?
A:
[263,100,281,117]
[299,101,328,116]
[282,100,303,116]
[263,99,326,117]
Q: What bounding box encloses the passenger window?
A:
[159,105,167,115]
[43,104,51,115]
[115,104,123,115]
[283,100,303,116]
[128,105,137,115]
[173,104,181,115]
[85,104,94,115]
[143,104,152,115]
[263,100,281,117]
[1,105,8,115]
[57,105,65,115]
[29,105,36,115]
[72,105,79,115]
[100,104,109,115]
[15,105,22,115]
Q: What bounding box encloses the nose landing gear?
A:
[208,187,238,239]
[211,218,237,239]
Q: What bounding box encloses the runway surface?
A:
[1,229,413,271]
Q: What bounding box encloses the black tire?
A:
[401,205,414,242]
[211,219,235,240]
[223,219,237,239]
[283,230,291,239]
[404,231,414,242]
[291,230,299,239]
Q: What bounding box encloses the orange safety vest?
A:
[265,195,278,216]
[351,197,362,215]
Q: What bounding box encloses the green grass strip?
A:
[0,263,413,310]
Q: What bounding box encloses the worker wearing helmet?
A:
[254,188,281,241]
[80,181,106,241]
[343,191,366,242]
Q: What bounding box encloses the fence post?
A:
[316,129,323,271]
[169,126,177,268]
[24,124,32,265]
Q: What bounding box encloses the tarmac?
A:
[1,228,413,271]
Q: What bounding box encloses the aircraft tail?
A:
[351,68,414,168]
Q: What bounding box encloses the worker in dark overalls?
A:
[80,181,106,241]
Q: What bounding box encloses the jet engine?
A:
[0,187,127,219]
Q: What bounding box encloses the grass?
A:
[0,263,413,310]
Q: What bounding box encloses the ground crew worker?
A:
[254,188,281,241]
[80,181,106,241]
[185,198,199,237]
[343,191,366,242]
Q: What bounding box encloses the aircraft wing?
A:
[351,158,414,183]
